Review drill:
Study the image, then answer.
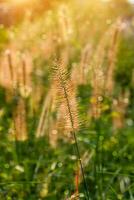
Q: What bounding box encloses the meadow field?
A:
[0,0,134,199]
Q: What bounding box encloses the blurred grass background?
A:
[0,0,134,199]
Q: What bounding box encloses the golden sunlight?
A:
[8,0,34,5]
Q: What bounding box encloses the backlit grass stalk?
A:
[7,51,28,141]
[36,90,53,138]
[54,61,90,200]
[13,58,28,141]
[7,50,14,85]
[22,56,27,87]
[89,21,121,119]
[105,22,121,95]
[71,44,92,87]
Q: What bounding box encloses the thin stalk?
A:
[7,52,21,163]
[100,139,104,200]
[22,58,27,87]
[58,69,90,200]
[95,120,103,200]
[7,52,14,83]
[32,155,43,180]
[95,124,100,198]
